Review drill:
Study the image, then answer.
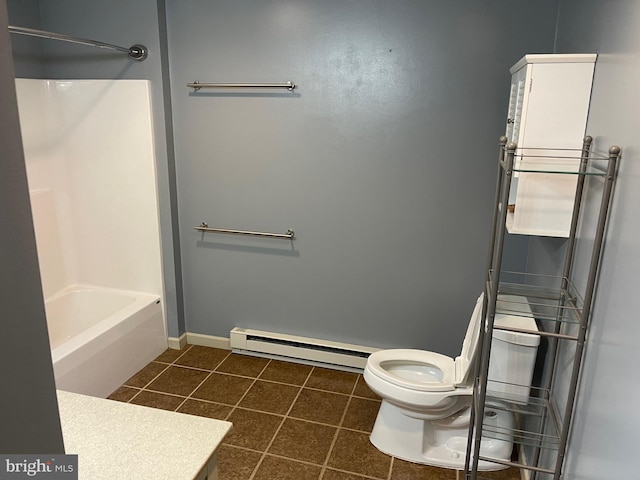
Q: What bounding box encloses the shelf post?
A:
[552,145,619,480]
[465,139,517,479]
[529,135,593,480]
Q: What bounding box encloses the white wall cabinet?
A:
[505,54,596,237]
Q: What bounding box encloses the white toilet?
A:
[363,293,539,471]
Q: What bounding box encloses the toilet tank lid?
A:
[492,295,540,347]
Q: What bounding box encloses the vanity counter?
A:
[57,390,232,480]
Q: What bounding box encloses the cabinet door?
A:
[519,62,593,150]
[505,65,530,147]
[505,65,530,205]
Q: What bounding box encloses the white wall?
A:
[16,79,164,300]
[524,1,640,478]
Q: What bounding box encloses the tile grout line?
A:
[132,346,230,411]
[136,355,376,426]
[220,442,387,478]
[247,363,315,480]
[161,344,204,411]
[258,453,380,479]
[121,344,195,404]
[319,372,361,479]
[155,362,220,374]
[224,357,274,422]
[171,352,232,413]
[243,358,278,480]
[119,351,389,479]
[124,361,172,404]
[115,386,142,403]
[141,360,378,398]
[227,357,284,480]
[174,366,220,412]
[357,373,395,480]
[323,466,379,480]
[166,344,194,364]
[149,352,275,465]
[177,349,230,410]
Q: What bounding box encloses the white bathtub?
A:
[46,285,167,398]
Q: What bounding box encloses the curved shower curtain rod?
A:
[8,25,148,61]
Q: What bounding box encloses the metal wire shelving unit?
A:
[464,136,620,479]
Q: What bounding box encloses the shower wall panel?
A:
[16,79,163,300]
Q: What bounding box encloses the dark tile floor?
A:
[108,344,521,480]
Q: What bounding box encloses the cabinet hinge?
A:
[529,78,533,92]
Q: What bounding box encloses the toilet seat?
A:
[366,349,456,392]
[365,293,485,394]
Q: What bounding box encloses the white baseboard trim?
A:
[186,332,231,350]
[167,333,187,350]
[167,332,230,350]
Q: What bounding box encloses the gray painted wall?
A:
[4,0,639,474]
[0,0,64,453]
[526,1,640,477]
[166,0,555,354]
[5,0,44,77]
[8,0,546,355]
[7,0,186,338]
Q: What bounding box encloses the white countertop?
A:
[57,390,232,480]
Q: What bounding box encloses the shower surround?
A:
[16,79,167,398]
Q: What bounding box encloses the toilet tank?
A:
[487,294,540,404]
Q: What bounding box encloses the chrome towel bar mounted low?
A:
[194,222,294,239]
[187,81,296,91]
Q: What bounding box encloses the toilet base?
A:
[370,400,513,471]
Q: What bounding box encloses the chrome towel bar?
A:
[187,81,296,91]
[194,222,294,239]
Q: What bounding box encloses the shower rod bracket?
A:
[128,44,148,61]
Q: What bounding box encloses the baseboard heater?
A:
[230,327,378,372]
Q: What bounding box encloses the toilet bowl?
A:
[363,349,473,419]
[363,293,539,470]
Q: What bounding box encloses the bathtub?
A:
[46,285,168,398]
